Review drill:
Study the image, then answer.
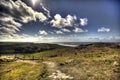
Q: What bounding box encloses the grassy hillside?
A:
[0,42,64,54]
[0,42,120,80]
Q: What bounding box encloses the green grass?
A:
[0,62,48,80]
[11,47,67,59]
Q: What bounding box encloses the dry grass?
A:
[0,61,48,80]
[0,43,120,80]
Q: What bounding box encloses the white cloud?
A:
[0,34,39,42]
[0,16,22,35]
[1,33,119,43]
[61,28,71,32]
[50,14,77,28]
[15,0,47,23]
[80,18,88,26]
[39,30,48,35]
[88,36,120,42]
[0,0,91,42]
[0,0,47,37]
[98,27,110,32]
[55,30,64,34]
[73,27,88,33]
[40,3,51,18]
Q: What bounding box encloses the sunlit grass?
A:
[0,43,120,80]
[0,62,47,80]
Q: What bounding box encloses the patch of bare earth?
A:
[43,61,73,80]
[15,60,37,64]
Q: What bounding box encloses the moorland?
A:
[0,42,120,80]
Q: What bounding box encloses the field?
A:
[0,42,120,80]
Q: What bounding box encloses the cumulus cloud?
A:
[55,30,64,34]
[61,28,71,32]
[0,16,22,35]
[98,27,110,32]
[0,0,90,42]
[50,14,77,28]
[80,18,88,26]
[0,0,47,36]
[73,27,88,33]
[39,30,48,35]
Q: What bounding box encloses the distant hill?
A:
[77,42,120,48]
[0,42,64,54]
[0,42,119,54]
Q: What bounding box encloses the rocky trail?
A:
[14,59,73,80]
[43,61,73,80]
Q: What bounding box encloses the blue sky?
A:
[0,0,120,42]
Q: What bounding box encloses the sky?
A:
[0,0,120,43]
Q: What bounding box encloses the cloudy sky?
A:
[0,0,120,42]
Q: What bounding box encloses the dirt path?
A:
[43,61,73,80]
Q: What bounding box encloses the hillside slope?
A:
[0,42,120,80]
